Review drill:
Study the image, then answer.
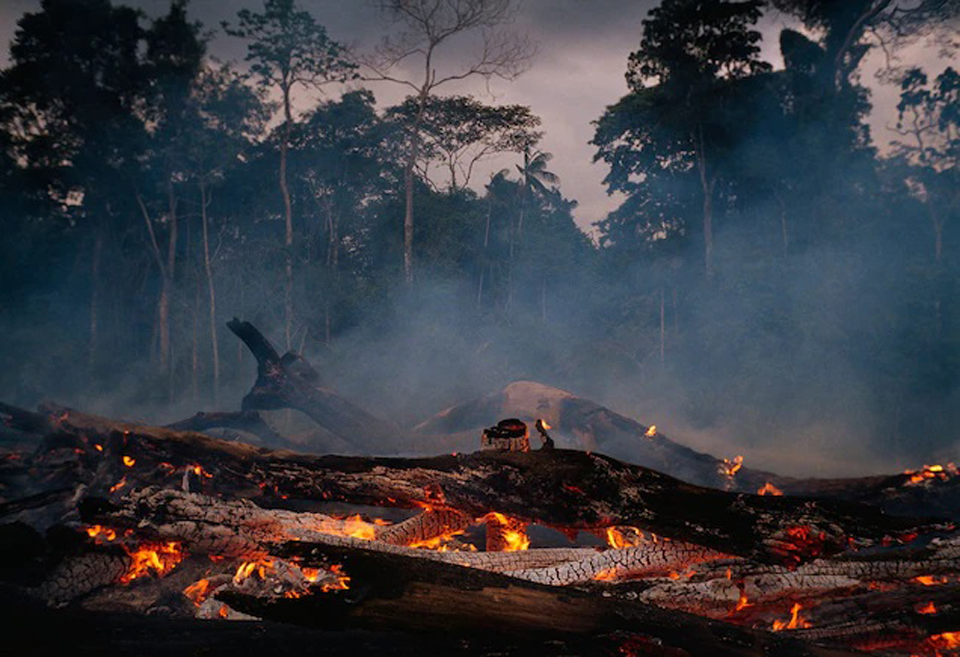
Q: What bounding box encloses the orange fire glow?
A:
[120,542,183,583]
[122,455,135,467]
[916,601,937,614]
[218,604,230,618]
[94,444,103,452]
[735,592,752,612]
[183,579,212,606]
[539,419,552,430]
[720,455,744,478]
[757,482,783,496]
[645,425,657,438]
[605,526,645,549]
[109,477,127,493]
[234,558,276,584]
[914,575,947,586]
[903,463,955,485]
[85,525,117,541]
[771,603,811,631]
[594,568,618,582]
[485,512,531,551]
[191,464,213,478]
[929,632,960,650]
[319,564,351,592]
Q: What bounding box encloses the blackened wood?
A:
[165,411,289,448]
[227,318,399,452]
[220,542,852,656]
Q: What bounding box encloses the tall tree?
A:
[364,0,535,284]
[225,0,355,348]
[1,0,148,369]
[595,0,770,276]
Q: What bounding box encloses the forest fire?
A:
[645,425,657,437]
[720,455,744,478]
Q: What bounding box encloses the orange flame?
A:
[605,526,645,549]
[928,632,960,649]
[122,456,136,467]
[735,592,752,612]
[217,604,230,618]
[757,482,783,496]
[94,444,103,452]
[539,419,552,430]
[594,568,618,582]
[720,456,744,478]
[85,525,117,542]
[914,575,947,586]
[485,512,531,551]
[916,601,937,614]
[183,579,212,606]
[903,463,955,485]
[319,564,351,592]
[109,477,127,493]
[120,542,183,583]
[771,603,811,631]
[234,558,276,584]
[191,464,213,478]
[645,425,657,438]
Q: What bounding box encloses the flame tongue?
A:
[771,603,811,631]
[120,541,184,583]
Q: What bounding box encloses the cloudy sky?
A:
[0,0,951,232]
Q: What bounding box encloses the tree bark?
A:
[200,180,219,406]
[280,80,295,349]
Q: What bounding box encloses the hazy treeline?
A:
[0,0,957,472]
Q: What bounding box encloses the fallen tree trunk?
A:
[218,541,851,656]
[7,403,951,567]
[165,411,290,449]
[226,319,399,453]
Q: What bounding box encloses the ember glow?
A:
[757,482,783,496]
[771,603,811,631]
[234,558,275,584]
[122,455,135,467]
[85,525,116,541]
[183,578,212,606]
[109,477,127,493]
[120,542,184,583]
[645,425,657,437]
[914,575,948,586]
[735,592,752,612]
[485,512,531,551]
[605,526,645,549]
[538,419,552,430]
[903,463,955,485]
[916,601,937,614]
[720,455,743,478]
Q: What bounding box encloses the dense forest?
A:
[0,0,957,474]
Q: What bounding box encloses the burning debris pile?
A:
[2,320,960,655]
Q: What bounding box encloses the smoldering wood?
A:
[218,541,853,657]
[15,402,953,567]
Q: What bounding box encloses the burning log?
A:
[215,541,850,656]
[5,402,951,567]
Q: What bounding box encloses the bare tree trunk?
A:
[775,189,788,255]
[402,91,429,285]
[200,181,219,407]
[659,287,665,365]
[192,280,200,405]
[88,228,103,371]
[280,83,295,349]
[696,125,717,278]
[477,194,492,307]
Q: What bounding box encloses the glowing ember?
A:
[903,463,955,486]
[916,601,937,614]
[929,632,960,650]
[645,425,657,437]
[122,455,135,467]
[218,604,230,619]
[757,482,783,496]
[735,592,752,612]
[191,464,213,478]
[319,564,351,592]
[538,419,552,430]
[94,444,103,452]
[720,455,743,478]
[594,568,618,581]
[109,477,127,493]
[183,578,212,606]
[342,514,377,540]
[234,558,275,584]
[914,575,947,586]
[485,512,531,551]
[408,530,475,551]
[85,525,116,541]
[605,526,645,549]
[771,603,811,631]
[120,542,183,583]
